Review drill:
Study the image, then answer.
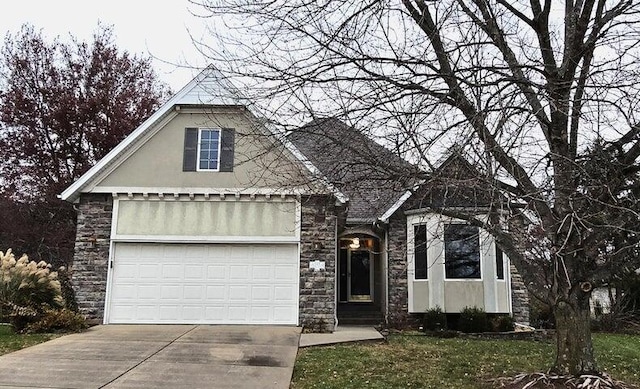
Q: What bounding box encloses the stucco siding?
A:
[496,281,509,312]
[411,281,430,311]
[443,282,484,311]
[95,110,306,190]
[115,199,297,237]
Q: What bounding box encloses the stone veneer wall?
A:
[510,264,530,324]
[298,195,338,332]
[386,213,414,326]
[70,192,339,330]
[72,194,113,324]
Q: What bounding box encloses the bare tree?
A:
[190,0,640,376]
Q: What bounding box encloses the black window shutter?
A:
[183,128,198,171]
[219,128,235,172]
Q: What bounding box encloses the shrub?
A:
[490,314,515,332]
[24,308,87,334]
[0,249,64,330]
[530,297,555,329]
[458,306,491,333]
[422,306,447,331]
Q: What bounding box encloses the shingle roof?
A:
[288,118,422,222]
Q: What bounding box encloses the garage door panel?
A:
[185,265,205,280]
[139,264,160,278]
[108,243,299,324]
[273,306,296,322]
[162,264,183,279]
[110,284,137,300]
[206,285,226,300]
[160,285,183,299]
[274,286,295,301]
[184,285,205,300]
[207,265,226,280]
[159,305,180,320]
[182,306,204,320]
[229,265,250,280]
[228,285,250,301]
[228,307,248,321]
[117,264,138,279]
[251,286,271,300]
[138,285,159,299]
[252,265,271,280]
[137,306,159,320]
[274,264,297,280]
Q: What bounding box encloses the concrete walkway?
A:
[299,326,384,347]
[0,325,300,389]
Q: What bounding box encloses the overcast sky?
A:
[0,0,212,91]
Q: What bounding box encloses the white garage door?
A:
[106,243,299,324]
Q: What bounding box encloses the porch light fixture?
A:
[349,237,360,250]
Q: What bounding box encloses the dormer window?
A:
[197,128,221,171]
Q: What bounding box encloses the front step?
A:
[338,313,384,326]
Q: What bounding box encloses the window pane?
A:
[198,129,220,170]
[495,245,504,280]
[444,224,480,279]
[414,225,428,279]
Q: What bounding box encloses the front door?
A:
[348,250,373,302]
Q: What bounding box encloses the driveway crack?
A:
[98,325,199,388]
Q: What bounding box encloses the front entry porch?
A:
[337,235,384,325]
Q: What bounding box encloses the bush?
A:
[458,306,491,333]
[422,307,447,331]
[490,315,515,332]
[530,299,555,329]
[1,249,64,330]
[24,308,87,333]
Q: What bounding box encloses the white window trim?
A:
[442,221,484,282]
[407,212,515,314]
[408,223,429,281]
[196,127,222,172]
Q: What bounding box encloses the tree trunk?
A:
[552,291,597,375]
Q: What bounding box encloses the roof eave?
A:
[378,180,426,223]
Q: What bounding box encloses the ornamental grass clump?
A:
[0,249,64,331]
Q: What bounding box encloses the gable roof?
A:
[288,118,422,223]
[422,151,494,208]
[59,67,348,203]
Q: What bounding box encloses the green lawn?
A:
[291,333,640,389]
[0,324,58,355]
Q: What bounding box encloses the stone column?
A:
[386,214,412,327]
[71,194,112,324]
[298,195,338,332]
[510,263,531,325]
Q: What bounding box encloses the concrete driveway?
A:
[0,325,301,389]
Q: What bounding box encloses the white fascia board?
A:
[379,190,413,223]
[59,67,233,203]
[378,180,426,223]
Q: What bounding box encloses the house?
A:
[61,68,529,331]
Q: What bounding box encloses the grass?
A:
[291,333,640,389]
[0,324,58,355]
